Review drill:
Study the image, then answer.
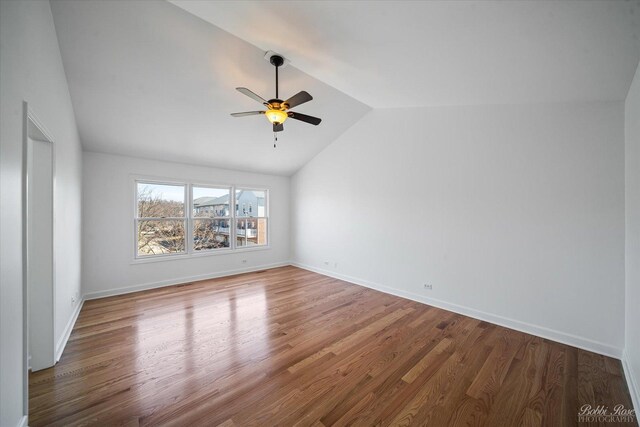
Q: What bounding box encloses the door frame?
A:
[22,101,56,418]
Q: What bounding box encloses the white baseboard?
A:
[291,262,624,359]
[83,261,290,301]
[622,350,640,415]
[55,297,85,363]
[16,415,27,427]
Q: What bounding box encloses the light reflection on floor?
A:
[130,284,271,405]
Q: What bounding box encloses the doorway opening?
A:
[22,103,56,419]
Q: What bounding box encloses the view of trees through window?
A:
[136,181,267,257]
[137,183,186,256]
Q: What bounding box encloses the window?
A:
[135,180,268,259]
[192,186,231,251]
[235,189,268,247]
[136,182,186,256]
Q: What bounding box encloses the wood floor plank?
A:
[29,266,637,426]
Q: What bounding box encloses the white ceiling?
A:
[51,0,640,175]
[171,0,640,108]
[50,0,370,176]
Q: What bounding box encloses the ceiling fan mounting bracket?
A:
[270,55,285,67]
[264,51,289,68]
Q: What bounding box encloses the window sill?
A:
[130,245,271,265]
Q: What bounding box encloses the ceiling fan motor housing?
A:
[268,100,284,109]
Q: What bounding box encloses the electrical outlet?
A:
[423,284,433,290]
[71,296,76,304]
[324,261,330,266]
[242,259,247,264]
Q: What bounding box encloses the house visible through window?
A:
[192,186,231,251]
[235,189,267,247]
[135,180,268,258]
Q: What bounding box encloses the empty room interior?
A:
[2,0,640,426]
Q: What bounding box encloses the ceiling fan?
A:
[231,54,322,134]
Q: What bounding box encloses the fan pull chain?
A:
[273,132,277,148]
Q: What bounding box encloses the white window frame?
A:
[234,186,269,249]
[134,179,188,260]
[190,183,233,255]
[132,177,270,263]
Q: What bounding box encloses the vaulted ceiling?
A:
[171,0,640,108]
[51,0,640,175]
[50,0,370,176]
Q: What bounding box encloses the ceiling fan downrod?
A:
[270,55,284,99]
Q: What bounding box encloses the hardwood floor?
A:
[29,266,635,426]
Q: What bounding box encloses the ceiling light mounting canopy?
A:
[269,54,285,68]
[231,52,322,135]
[264,50,290,68]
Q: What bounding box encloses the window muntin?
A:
[135,181,268,259]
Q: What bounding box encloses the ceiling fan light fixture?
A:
[231,53,321,136]
[265,109,288,125]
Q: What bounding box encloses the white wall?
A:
[625,62,640,412]
[0,1,83,425]
[82,152,290,298]
[292,101,626,357]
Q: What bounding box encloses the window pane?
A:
[193,186,230,218]
[235,189,266,217]
[137,182,185,218]
[137,220,186,256]
[194,219,230,251]
[236,218,267,247]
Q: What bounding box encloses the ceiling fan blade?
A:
[231,111,265,117]
[236,87,269,106]
[284,91,313,109]
[288,111,322,126]
[273,123,284,132]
